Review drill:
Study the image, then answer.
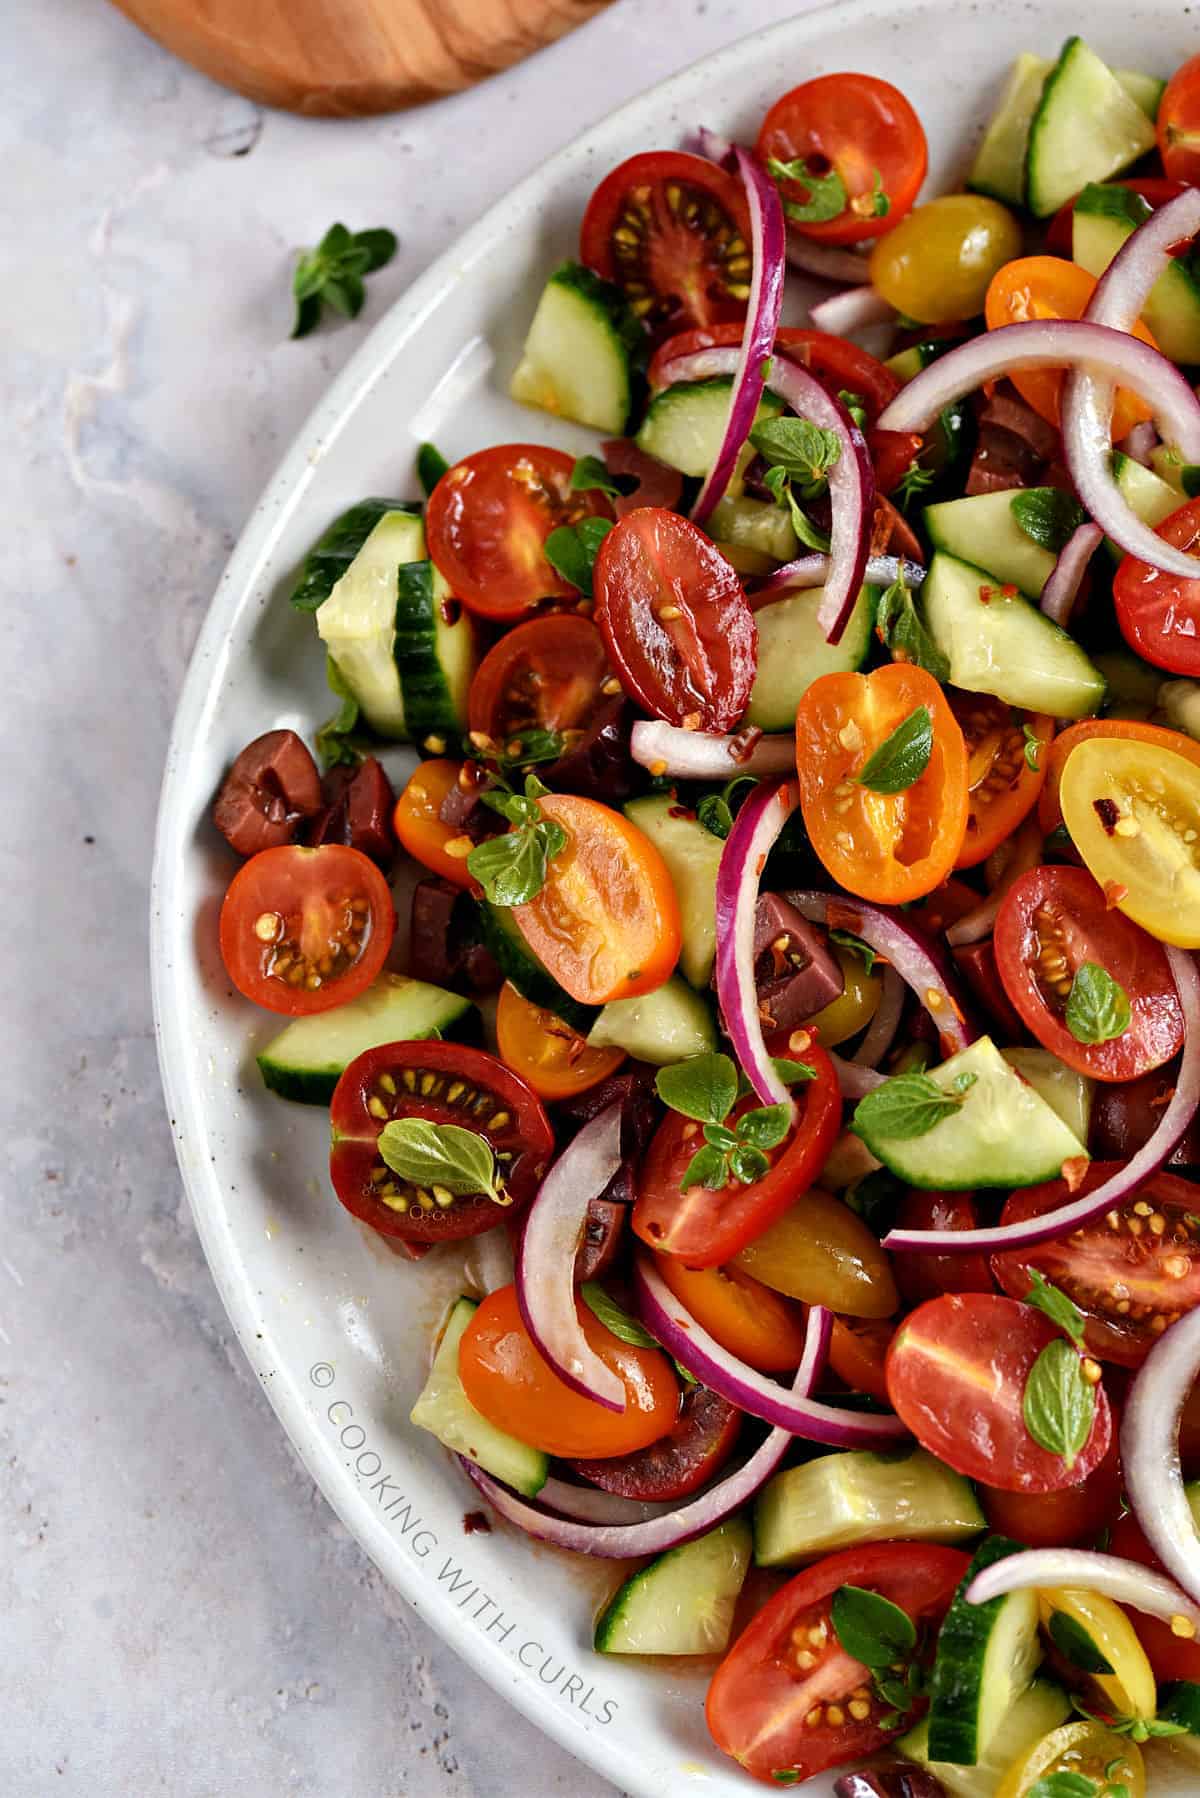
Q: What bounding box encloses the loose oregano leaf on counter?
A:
[292,222,397,338]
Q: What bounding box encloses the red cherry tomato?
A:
[569,1383,741,1500]
[1114,496,1200,676]
[467,613,614,751]
[647,325,901,419]
[893,1190,995,1308]
[1159,55,1200,184]
[981,1417,1122,1548]
[1110,1510,1200,1682]
[754,74,928,245]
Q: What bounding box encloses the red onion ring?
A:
[1040,522,1103,627]
[945,814,1044,948]
[754,552,926,603]
[514,1104,625,1412]
[630,719,795,780]
[693,125,734,164]
[462,1229,515,1297]
[808,287,895,334]
[635,1254,908,1446]
[715,779,803,1111]
[1118,420,1159,467]
[966,1547,1200,1634]
[852,965,905,1068]
[884,945,1200,1253]
[786,235,874,287]
[1123,1306,1200,1606]
[830,1054,887,1100]
[536,1476,675,1524]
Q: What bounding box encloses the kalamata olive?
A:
[569,1384,741,1500]
[754,894,843,1031]
[213,729,322,857]
[574,1197,627,1283]
[1090,1061,1200,1170]
[309,757,396,867]
[601,438,683,518]
[409,877,501,995]
[555,1062,662,1163]
[546,694,639,804]
[834,1769,946,1798]
[951,940,1023,1041]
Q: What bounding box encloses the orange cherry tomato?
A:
[457,1283,679,1457]
[494,981,624,1100]
[1037,719,1200,833]
[828,1315,895,1406]
[985,257,1158,438]
[510,793,681,1004]
[794,664,969,904]
[392,758,481,890]
[653,1257,810,1372]
[1158,54,1200,184]
[950,692,1053,869]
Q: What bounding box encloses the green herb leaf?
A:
[354,227,398,272]
[750,417,843,486]
[874,574,950,682]
[291,223,396,338]
[770,1775,801,1787]
[1048,1609,1115,1675]
[1023,1338,1096,1471]
[760,463,832,551]
[829,927,880,977]
[543,517,613,597]
[838,388,868,429]
[487,726,569,771]
[1026,1776,1098,1798]
[1182,464,1200,499]
[570,454,622,499]
[766,155,850,225]
[315,655,366,769]
[703,1122,738,1152]
[830,1584,918,1667]
[870,171,891,218]
[894,458,937,509]
[1065,963,1132,1045]
[730,1144,770,1183]
[466,808,565,907]
[852,1070,975,1143]
[1011,488,1088,555]
[417,441,449,497]
[697,794,734,839]
[581,1284,658,1348]
[770,1057,817,1086]
[655,1053,739,1127]
[736,1104,791,1150]
[377,1118,506,1205]
[680,1144,731,1191]
[1026,1270,1087,1349]
[854,705,934,795]
[845,1167,906,1232]
[1023,721,1043,772]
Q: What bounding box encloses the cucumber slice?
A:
[1152,445,1190,494]
[587,976,717,1064]
[1161,678,1200,739]
[393,557,477,743]
[969,53,1052,206]
[885,343,934,383]
[922,552,1106,719]
[855,1036,1088,1190]
[476,901,597,1036]
[257,973,473,1104]
[1026,38,1156,219]
[923,491,1059,598]
[623,795,724,988]
[900,1679,1070,1797]
[753,1449,985,1569]
[637,379,784,484]
[1001,1046,1094,1145]
[1095,647,1169,711]
[1115,68,1167,120]
[410,1298,548,1496]
[1074,185,1200,365]
[745,586,875,732]
[594,1517,752,1656]
[1109,450,1183,560]
[708,495,799,564]
[289,497,418,614]
[928,1537,1043,1765]
[510,261,640,434]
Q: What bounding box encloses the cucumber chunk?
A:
[623,795,724,988]
[753,1449,985,1569]
[587,977,717,1064]
[594,1517,752,1656]
[1152,445,1190,494]
[855,1036,1088,1190]
[708,495,799,564]
[1161,678,1200,739]
[900,1679,1070,1797]
[969,53,1052,206]
[510,261,640,434]
[745,586,875,732]
[410,1297,548,1496]
[1115,68,1166,120]
[1002,1046,1094,1144]
[928,1536,1043,1765]
[637,378,783,484]
[476,902,597,1036]
[1026,38,1156,219]
[922,551,1106,719]
[1074,184,1200,365]
[923,491,1058,597]
[257,973,473,1104]
[393,557,477,742]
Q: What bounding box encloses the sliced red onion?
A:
[1040,522,1103,627]
[786,235,874,287]
[852,965,904,1068]
[691,148,786,525]
[966,1547,1200,1634]
[635,1253,908,1446]
[536,1476,675,1525]
[515,1104,625,1412]
[630,719,795,780]
[786,890,977,1055]
[693,125,734,164]
[755,552,926,603]
[1119,419,1159,466]
[946,814,1044,948]
[831,1053,887,1100]
[885,944,1200,1253]
[715,780,802,1110]
[1123,1306,1200,1606]
[462,1228,514,1297]
[808,287,895,335]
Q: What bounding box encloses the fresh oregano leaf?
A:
[749,417,843,485]
[466,819,564,906]
[830,1584,918,1667]
[874,573,950,682]
[854,705,934,795]
[829,928,880,976]
[765,154,850,225]
[543,517,613,597]
[1025,1776,1098,1798]
[315,655,365,769]
[852,1070,976,1143]
[1023,1338,1096,1470]
[1011,488,1088,555]
[655,1053,739,1127]
[1023,721,1043,772]
[581,1284,658,1348]
[1025,1269,1087,1349]
[680,1144,731,1192]
[417,441,449,497]
[570,454,622,499]
[770,1057,817,1085]
[291,222,397,338]
[377,1119,506,1205]
[1065,962,1131,1045]
[730,1144,769,1184]
[736,1104,791,1150]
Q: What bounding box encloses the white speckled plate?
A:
[151,6,1196,1792]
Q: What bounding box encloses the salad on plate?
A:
[206,36,1200,1794]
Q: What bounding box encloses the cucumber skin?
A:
[258,1060,344,1106]
[927,1535,1028,1766]
[393,559,470,739]
[290,499,419,613]
[476,902,597,1036]
[593,1517,752,1655]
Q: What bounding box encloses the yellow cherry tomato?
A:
[1037,1589,1156,1721]
[1059,737,1200,946]
[868,194,1024,325]
[996,1720,1144,1798]
[807,945,882,1047]
[732,1187,899,1317]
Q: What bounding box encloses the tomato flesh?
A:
[827,1316,894,1406]
[1038,718,1200,834]
[654,1257,811,1372]
[754,74,928,245]
[1159,54,1200,184]
[1115,496,1200,677]
[893,1190,995,1308]
[1110,1509,1200,1682]
[981,1417,1122,1548]
[392,758,483,890]
[467,612,614,755]
[569,1383,741,1499]
[495,980,624,1101]
[950,692,1052,869]
[733,1186,899,1318]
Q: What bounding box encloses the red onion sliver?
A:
[1118,419,1159,467]
[852,965,905,1068]
[831,1053,887,1100]
[715,780,802,1111]
[808,286,895,334]
[966,1547,1200,1634]
[462,1228,515,1297]
[693,125,734,164]
[1039,522,1103,627]
[884,945,1200,1253]
[536,1476,676,1525]
[630,719,795,780]
[945,814,1044,949]
[755,553,926,603]
[635,1255,908,1446]
[1123,1306,1200,1606]
[786,235,874,287]
[514,1104,625,1412]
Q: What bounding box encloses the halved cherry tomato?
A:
[1159,54,1200,184]
[1110,1508,1200,1682]
[458,1282,678,1457]
[654,1256,810,1372]
[733,1186,899,1318]
[995,864,1184,1082]
[886,1293,1113,1493]
[393,758,481,890]
[870,428,926,495]
[495,981,624,1101]
[467,613,615,757]
[647,322,901,417]
[985,257,1157,438]
[1038,718,1200,834]
[426,445,612,621]
[893,1191,995,1308]
[579,150,751,339]
[828,1315,894,1405]
[593,508,756,731]
[569,1383,741,1499]
[219,844,394,1016]
[633,1040,841,1267]
[950,692,1053,869]
[754,74,928,245]
[981,1416,1121,1548]
[1115,496,1200,676]
[991,1166,1200,1368]
[997,1721,1144,1798]
[706,1542,968,1783]
[908,876,982,938]
[794,664,969,904]
[509,792,680,1004]
[329,1042,553,1244]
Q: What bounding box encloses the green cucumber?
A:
[927,1536,1043,1765]
[623,794,724,988]
[1110,450,1183,558]
[1095,647,1168,712]
[753,1449,985,1569]
[1161,678,1200,739]
[708,494,798,564]
[885,343,936,383]
[510,261,640,434]
[636,378,784,485]
[1159,1681,1200,1763]
[923,491,1058,598]
[289,498,417,614]
[587,976,717,1064]
[594,1518,752,1656]
[410,1297,548,1496]
[1115,68,1167,121]
[476,902,597,1036]
[257,973,473,1104]
[1026,38,1156,219]
[744,585,875,733]
[1074,184,1200,365]
[922,551,1106,718]
[855,1036,1088,1189]
[1001,1047,1094,1145]
[393,557,477,743]
[900,1679,1070,1796]
[1152,445,1191,494]
[969,53,1052,206]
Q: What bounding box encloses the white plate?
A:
[151,5,1195,1791]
